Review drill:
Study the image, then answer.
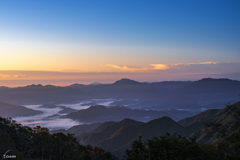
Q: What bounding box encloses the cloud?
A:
[170,61,218,67]
[0,61,239,87]
[106,64,170,72]
[0,74,30,78]
[106,61,219,72]
[151,64,170,70]
[106,64,149,72]
[105,61,238,73]
[197,61,218,65]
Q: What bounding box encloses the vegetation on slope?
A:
[125,133,206,160]
[125,101,240,160]
[0,116,117,160]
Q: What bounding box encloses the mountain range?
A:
[52,101,240,158]
[64,105,198,122]
[0,84,95,104]
[1,78,239,111]
[1,78,239,159]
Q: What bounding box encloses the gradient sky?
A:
[0,0,240,86]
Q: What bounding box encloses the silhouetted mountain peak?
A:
[26,84,43,87]
[0,86,9,89]
[90,82,102,85]
[196,78,237,83]
[44,84,56,87]
[120,118,140,125]
[113,78,141,85]
[24,84,58,88]
[182,77,240,93]
[68,83,86,88]
[147,116,176,126]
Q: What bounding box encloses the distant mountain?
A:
[64,105,169,123]
[90,82,103,85]
[113,78,142,85]
[0,86,9,89]
[80,116,187,158]
[178,78,240,103]
[1,77,239,112]
[181,78,240,93]
[68,83,86,88]
[67,78,198,110]
[151,81,192,91]
[0,101,42,117]
[0,84,96,104]
[68,78,159,97]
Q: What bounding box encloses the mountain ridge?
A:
[0,101,42,117]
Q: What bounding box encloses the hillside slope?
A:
[65,105,169,123]
[81,116,187,158]
[0,102,42,117]
[178,101,240,143]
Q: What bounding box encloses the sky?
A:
[0,0,240,87]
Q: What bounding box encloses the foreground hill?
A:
[0,117,118,160]
[80,116,187,158]
[178,101,240,143]
[0,102,42,117]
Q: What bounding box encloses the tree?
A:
[204,102,240,160]
[125,136,148,160]
[125,133,206,160]
[0,116,118,160]
[0,129,23,160]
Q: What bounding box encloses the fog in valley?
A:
[14,99,116,130]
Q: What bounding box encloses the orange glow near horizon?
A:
[0,61,239,87]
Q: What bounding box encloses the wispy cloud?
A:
[0,74,30,78]
[106,61,220,72]
[106,64,149,72]
[171,61,218,67]
[151,64,170,70]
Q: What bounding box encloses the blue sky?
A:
[0,0,240,86]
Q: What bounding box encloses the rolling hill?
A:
[64,105,171,123]
[80,116,187,158]
[178,101,240,143]
[0,101,42,118]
